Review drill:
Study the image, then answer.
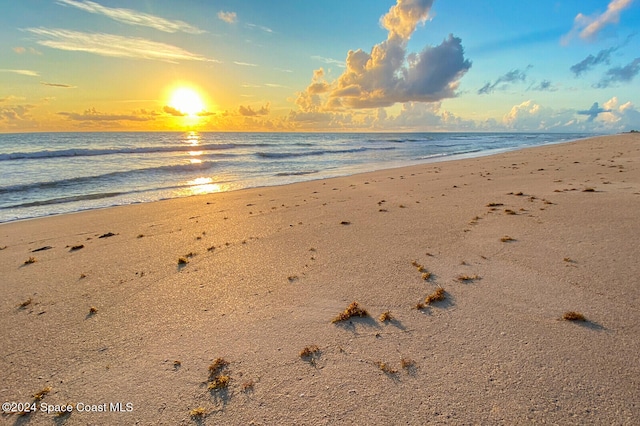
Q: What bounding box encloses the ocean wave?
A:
[0,161,220,195]
[256,146,395,159]
[274,170,319,176]
[0,142,270,161]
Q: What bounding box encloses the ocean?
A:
[0,132,594,223]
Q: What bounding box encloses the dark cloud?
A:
[478,66,531,95]
[41,82,76,88]
[59,107,155,121]
[528,80,556,92]
[570,47,617,76]
[163,105,186,116]
[239,103,270,116]
[577,102,611,122]
[595,57,640,88]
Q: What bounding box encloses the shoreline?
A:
[1,133,638,424]
[1,132,599,225]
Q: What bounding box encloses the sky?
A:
[1,0,639,133]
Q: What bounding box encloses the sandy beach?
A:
[1,133,639,425]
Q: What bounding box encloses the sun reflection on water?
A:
[183,176,227,195]
[186,131,200,146]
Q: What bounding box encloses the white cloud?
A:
[0,69,39,76]
[380,0,433,39]
[218,11,237,24]
[296,0,471,111]
[57,0,205,34]
[25,28,216,63]
[311,55,346,68]
[245,23,273,34]
[562,0,634,43]
[233,61,258,67]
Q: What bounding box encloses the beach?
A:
[1,133,639,424]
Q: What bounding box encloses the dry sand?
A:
[1,133,639,425]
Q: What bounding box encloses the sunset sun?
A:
[168,87,206,116]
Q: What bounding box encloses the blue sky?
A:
[1,0,639,132]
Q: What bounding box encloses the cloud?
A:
[570,46,618,76]
[595,57,640,87]
[163,106,186,116]
[0,104,35,121]
[599,97,640,130]
[563,0,634,43]
[478,66,531,95]
[245,23,273,33]
[25,28,216,63]
[233,61,257,67]
[59,107,155,121]
[311,55,346,68]
[380,0,434,39]
[218,11,237,24]
[0,69,39,77]
[570,35,634,76]
[528,80,556,92]
[297,0,471,111]
[56,0,205,34]
[383,101,477,130]
[13,46,41,55]
[577,102,612,121]
[238,103,270,116]
[41,82,76,88]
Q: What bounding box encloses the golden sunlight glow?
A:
[169,88,206,116]
[184,176,224,195]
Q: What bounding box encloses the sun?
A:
[168,87,206,116]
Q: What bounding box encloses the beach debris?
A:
[424,287,446,305]
[241,380,255,392]
[332,301,369,323]
[379,310,393,322]
[401,358,416,369]
[500,236,515,242]
[208,358,229,378]
[31,246,52,252]
[207,358,231,391]
[70,244,84,251]
[24,256,37,264]
[299,345,320,359]
[457,274,480,282]
[582,187,596,192]
[189,407,207,418]
[177,257,188,265]
[208,375,230,390]
[98,232,116,238]
[563,311,586,322]
[88,306,98,315]
[340,221,351,225]
[18,298,33,309]
[377,361,398,375]
[32,386,52,401]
